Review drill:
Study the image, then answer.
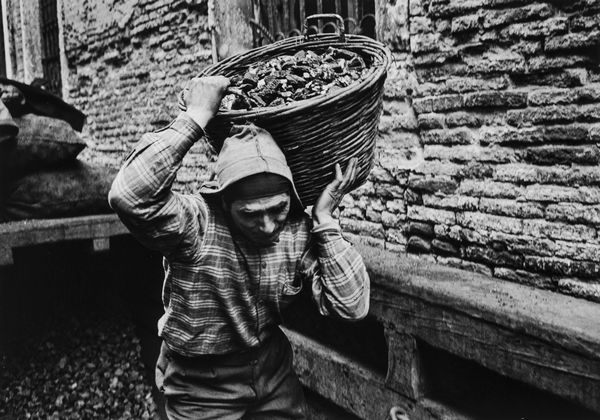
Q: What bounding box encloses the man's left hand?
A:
[312,157,359,226]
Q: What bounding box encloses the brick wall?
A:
[341,0,600,302]
[58,0,600,302]
[62,0,215,193]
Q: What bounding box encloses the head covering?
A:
[223,173,290,203]
[200,123,303,210]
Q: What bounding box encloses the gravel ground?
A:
[0,308,159,420]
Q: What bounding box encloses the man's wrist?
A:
[312,211,336,226]
[184,107,214,130]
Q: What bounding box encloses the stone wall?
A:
[341,0,600,302]
[25,0,600,302]
[61,0,215,193]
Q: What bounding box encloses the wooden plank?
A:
[384,328,423,400]
[0,214,129,266]
[282,327,411,420]
[355,243,600,362]
[371,286,600,413]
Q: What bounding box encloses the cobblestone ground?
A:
[0,307,158,420]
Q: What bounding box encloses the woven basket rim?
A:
[200,33,392,118]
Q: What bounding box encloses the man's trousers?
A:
[155,327,306,419]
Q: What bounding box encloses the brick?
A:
[441,256,494,276]
[570,14,600,31]
[386,199,407,214]
[410,16,435,34]
[493,163,600,185]
[415,64,470,82]
[546,203,600,225]
[432,238,460,256]
[483,124,595,146]
[528,84,600,106]
[407,205,457,225]
[527,55,593,72]
[482,4,553,29]
[546,31,600,51]
[523,145,600,165]
[458,162,494,179]
[411,33,442,53]
[375,183,408,199]
[463,90,528,108]
[522,219,596,241]
[417,113,445,130]
[407,221,435,238]
[445,112,484,127]
[409,0,425,15]
[381,211,406,228]
[412,94,464,113]
[386,228,408,245]
[478,197,544,218]
[428,0,485,18]
[458,180,524,198]
[412,50,459,67]
[405,188,422,204]
[464,245,523,268]
[409,175,459,194]
[424,144,519,163]
[457,211,523,235]
[434,224,463,242]
[524,184,600,204]
[407,236,432,253]
[464,50,526,74]
[512,70,587,89]
[558,279,600,302]
[506,103,600,127]
[422,194,479,211]
[340,218,385,239]
[500,17,568,39]
[524,256,600,278]
[366,209,382,223]
[451,14,480,33]
[421,128,475,145]
[413,160,463,177]
[443,76,509,94]
[494,268,553,288]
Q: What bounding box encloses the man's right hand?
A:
[181,76,230,129]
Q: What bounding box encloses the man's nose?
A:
[258,216,276,235]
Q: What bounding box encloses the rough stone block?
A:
[523,145,600,165]
[463,91,528,108]
[425,144,519,163]
[465,49,526,74]
[464,245,523,269]
[407,235,432,253]
[482,4,553,29]
[443,76,509,94]
[458,180,524,198]
[457,211,523,235]
[546,203,600,225]
[434,224,463,242]
[524,184,600,204]
[522,219,596,241]
[546,30,600,51]
[431,238,460,256]
[527,55,592,73]
[500,17,568,39]
[558,278,600,302]
[417,113,445,130]
[422,194,479,211]
[524,256,600,278]
[478,197,544,218]
[407,205,457,225]
[414,160,463,177]
[409,175,459,194]
[528,84,600,106]
[451,14,480,33]
[493,163,600,186]
[421,128,475,145]
[412,94,464,113]
[506,104,599,127]
[407,221,435,238]
[411,33,442,53]
[415,64,470,82]
[570,13,600,31]
[510,40,542,56]
[386,228,408,245]
[381,211,406,228]
[340,218,385,239]
[411,16,435,34]
[445,111,484,127]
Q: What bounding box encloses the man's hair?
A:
[222,173,291,205]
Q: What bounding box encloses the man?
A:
[109,76,370,419]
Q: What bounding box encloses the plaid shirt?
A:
[109,114,370,356]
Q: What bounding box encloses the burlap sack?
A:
[7,114,86,177]
[0,161,118,221]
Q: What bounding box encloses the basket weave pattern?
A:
[200,34,392,206]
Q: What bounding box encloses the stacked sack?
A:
[0,81,117,222]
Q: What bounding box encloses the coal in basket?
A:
[196,14,392,207]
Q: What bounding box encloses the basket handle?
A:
[303,14,346,42]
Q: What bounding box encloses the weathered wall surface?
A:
[342,0,600,302]
[61,0,215,193]
[52,0,600,302]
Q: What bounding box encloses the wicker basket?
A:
[199,15,392,206]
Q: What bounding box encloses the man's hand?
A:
[181,76,230,129]
[312,157,359,226]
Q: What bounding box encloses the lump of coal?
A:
[221,47,370,110]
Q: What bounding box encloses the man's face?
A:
[228,192,291,247]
